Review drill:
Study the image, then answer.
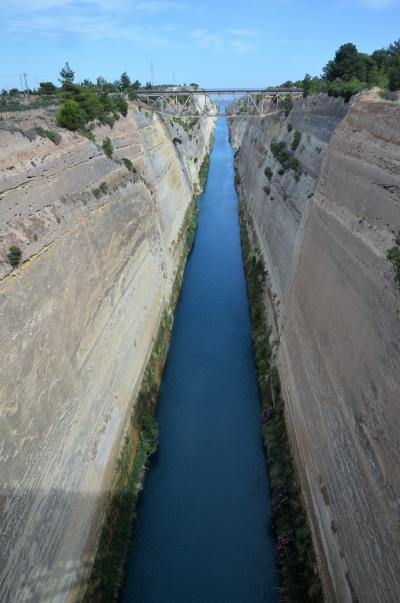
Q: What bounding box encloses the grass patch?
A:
[35,126,61,145]
[198,152,210,190]
[173,117,199,133]
[239,209,323,602]
[121,157,136,173]
[92,181,108,198]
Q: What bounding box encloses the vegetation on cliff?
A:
[239,210,323,602]
[387,233,400,289]
[282,39,400,101]
[7,245,22,268]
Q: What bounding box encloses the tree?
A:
[303,74,312,96]
[82,78,95,88]
[96,76,107,92]
[388,54,400,91]
[56,99,82,130]
[323,43,361,81]
[102,137,113,158]
[38,81,57,95]
[120,71,131,90]
[59,62,75,88]
[132,79,141,90]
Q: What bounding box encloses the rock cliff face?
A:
[232,90,400,602]
[0,99,214,601]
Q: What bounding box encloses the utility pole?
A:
[150,62,155,86]
[23,73,29,99]
[18,73,29,98]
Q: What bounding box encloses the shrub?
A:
[172,137,182,145]
[38,81,57,95]
[113,94,128,117]
[290,157,302,175]
[35,127,61,145]
[56,99,82,131]
[264,166,273,180]
[291,129,302,151]
[287,123,293,132]
[102,137,113,158]
[83,127,95,141]
[387,233,400,288]
[122,157,134,172]
[92,182,108,198]
[263,186,271,195]
[283,94,293,116]
[326,77,367,102]
[102,113,116,129]
[7,245,22,267]
[270,140,291,169]
[379,90,399,101]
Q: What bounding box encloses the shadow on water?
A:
[120,117,278,602]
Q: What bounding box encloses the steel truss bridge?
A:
[135,88,303,118]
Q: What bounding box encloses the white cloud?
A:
[192,29,225,53]
[191,27,257,55]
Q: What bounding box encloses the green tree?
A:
[38,81,57,95]
[303,74,312,96]
[324,43,360,81]
[102,137,114,158]
[388,54,400,91]
[132,79,141,90]
[59,62,75,88]
[56,99,82,130]
[120,71,131,90]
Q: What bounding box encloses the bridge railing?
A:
[134,88,303,118]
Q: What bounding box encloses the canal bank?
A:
[120,117,278,603]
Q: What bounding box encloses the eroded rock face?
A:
[0,101,214,602]
[232,91,400,602]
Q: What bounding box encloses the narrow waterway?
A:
[121,117,278,603]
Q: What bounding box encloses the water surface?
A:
[121,117,277,603]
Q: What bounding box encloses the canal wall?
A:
[0,99,215,601]
[231,90,400,602]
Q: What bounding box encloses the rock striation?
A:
[0,99,214,601]
[232,90,400,602]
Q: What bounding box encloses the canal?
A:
[120,117,278,602]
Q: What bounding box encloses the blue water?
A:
[120,118,278,603]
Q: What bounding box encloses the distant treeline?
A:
[282,40,400,101]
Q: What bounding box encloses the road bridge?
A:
[135,88,303,117]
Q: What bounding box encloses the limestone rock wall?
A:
[0,101,214,602]
[232,91,400,602]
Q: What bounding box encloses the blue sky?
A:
[1,0,400,90]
